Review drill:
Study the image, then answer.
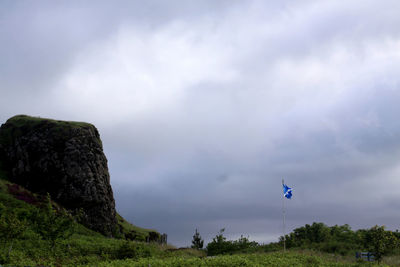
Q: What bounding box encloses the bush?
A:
[0,203,27,263]
[116,241,152,259]
[365,225,399,262]
[206,229,259,256]
[29,193,74,249]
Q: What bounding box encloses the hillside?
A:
[0,176,167,266]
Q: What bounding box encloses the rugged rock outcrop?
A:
[0,115,117,236]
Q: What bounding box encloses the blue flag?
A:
[283,184,292,199]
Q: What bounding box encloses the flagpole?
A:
[282,178,286,252]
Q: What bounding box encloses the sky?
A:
[1,0,400,247]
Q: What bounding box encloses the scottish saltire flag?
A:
[283,184,292,199]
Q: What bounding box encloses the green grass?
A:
[0,178,41,212]
[117,213,159,242]
[0,176,160,242]
[78,251,388,267]
[5,114,93,129]
[0,177,166,266]
[0,114,97,147]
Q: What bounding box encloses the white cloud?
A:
[51,21,237,125]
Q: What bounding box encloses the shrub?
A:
[0,203,27,264]
[206,229,259,256]
[116,241,152,259]
[365,225,399,262]
[29,193,74,249]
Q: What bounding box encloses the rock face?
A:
[0,115,117,236]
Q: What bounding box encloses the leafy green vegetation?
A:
[201,223,400,266]
[364,225,399,263]
[273,222,400,259]
[0,177,168,266]
[206,228,258,256]
[30,193,75,249]
[78,251,390,267]
[0,202,27,263]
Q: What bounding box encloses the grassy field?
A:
[78,251,390,267]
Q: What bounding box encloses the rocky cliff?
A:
[0,115,117,236]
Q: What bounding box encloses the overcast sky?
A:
[1,0,400,247]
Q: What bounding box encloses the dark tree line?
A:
[194,222,400,261]
[281,222,399,261]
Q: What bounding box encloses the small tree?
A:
[191,229,204,249]
[206,228,232,256]
[366,225,398,263]
[234,235,258,251]
[0,203,27,263]
[30,193,74,250]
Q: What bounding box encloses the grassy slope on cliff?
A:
[117,213,159,242]
[0,177,171,266]
[2,114,93,131]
